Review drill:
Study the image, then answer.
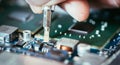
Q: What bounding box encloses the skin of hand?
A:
[25,0,120,22]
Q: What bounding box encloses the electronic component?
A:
[40,44,52,53]
[15,40,26,47]
[0,6,43,34]
[22,30,31,42]
[9,11,34,22]
[0,25,18,43]
[32,43,40,52]
[56,38,79,53]
[45,49,68,61]
[0,33,8,44]
[69,22,95,35]
[100,32,120,57]
[77,43,91,56]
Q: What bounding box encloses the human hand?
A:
[25,0,120,22]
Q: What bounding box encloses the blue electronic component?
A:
[104,32,120,49]
[103,32,120,56]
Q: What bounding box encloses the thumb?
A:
[60,0,90,22]
[26,0,66,14]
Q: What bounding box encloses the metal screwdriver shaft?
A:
[43,6,52,42]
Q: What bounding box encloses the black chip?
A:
[69,22,95,35]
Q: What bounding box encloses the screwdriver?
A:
[43,5,55,43]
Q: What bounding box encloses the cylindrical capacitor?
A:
[23,30,31,42]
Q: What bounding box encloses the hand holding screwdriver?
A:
[25,0,90,22]
[25,0,120,42]
[26,0,120,22]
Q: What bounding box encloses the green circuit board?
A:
[0,5,120,49]
[40,14,120,49]
[0,6,43,34]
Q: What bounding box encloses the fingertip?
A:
[29,5,43,14]
[25,0,50,6]
[26,0,67,14]
[45,0,66,6]
[60,0,90,22]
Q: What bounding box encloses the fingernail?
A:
[26,0,50,6]
[30,5,43,14]
[45,0,66,6]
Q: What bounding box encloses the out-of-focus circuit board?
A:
[0,0,120,65]
[0,5,43,34]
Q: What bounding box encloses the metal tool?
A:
[43,5,55,42]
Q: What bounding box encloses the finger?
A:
[29,5,43,14]
[26,0,66,14]
[25,0,50,6]
[89,0,120,9]
[45,0,66,6]
[26,0,66,6]
[60,0,90,22]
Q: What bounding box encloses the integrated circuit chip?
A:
[8,11,34,22]
[69,22,95,35]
